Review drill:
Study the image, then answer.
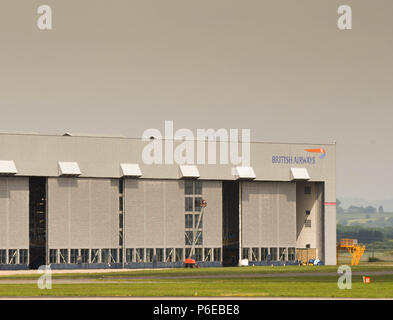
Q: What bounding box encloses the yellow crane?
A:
[337,238,365,265]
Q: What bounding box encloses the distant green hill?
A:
[337,211,393,228]
[338,198,393,212]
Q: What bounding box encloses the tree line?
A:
[336,199,384,214]
[337,224,393,244]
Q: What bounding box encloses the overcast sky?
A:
[0,0,392,201]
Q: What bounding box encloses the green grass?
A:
[1,266,393,297]
[1,275,393,297]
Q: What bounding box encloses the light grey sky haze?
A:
[0,0,392,202]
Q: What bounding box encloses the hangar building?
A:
[0,132,336,269]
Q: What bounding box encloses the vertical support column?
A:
[319,182,325,262]
[120,178,126,268]
[45,178,49,266]
[324,180,336,265]
[123,189,126,268]
[238,181,242,265]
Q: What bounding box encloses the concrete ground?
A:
[0,268,162,276]
[0,270,392,284]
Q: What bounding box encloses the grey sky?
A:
[0,0,392,201]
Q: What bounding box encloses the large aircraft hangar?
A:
[0,132,336,269]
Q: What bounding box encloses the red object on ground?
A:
[185,258,196,264]
[363,276,371,284]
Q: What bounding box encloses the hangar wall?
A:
[0,177,29,250]
[201,181,222,248]
[47,178,119,250]
[124,179,222,263]
[241,181,297,261]
[296,181,324,260]
[124,179,184,249]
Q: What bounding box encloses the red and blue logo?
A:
[305,148,326,159]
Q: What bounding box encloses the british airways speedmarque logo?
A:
[272,148,327,164]
[305,148,327,159]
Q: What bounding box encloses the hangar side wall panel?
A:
[315,183,325,260]
[48,178,70,248]
[144,181,165,247]
[242,181,296,248]
[48,178,118,249]
[278,182,296,247]
[164,180,185,248]
[241,182,261,246]
[0,179,7,247]
[325,179,336,265]
[202,181,222,248]
[263,183,278,246]
[0,177,29,249]
[88,179,118,248]
[124,179,145,248]
[124,179,184,249]
[124,179,222,249]
[69,179,90,247]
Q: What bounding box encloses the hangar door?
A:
[241,181,297,263]
[47,178,119,261]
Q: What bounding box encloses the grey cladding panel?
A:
[0,179,7,247]
[124,179,222,249]
[124,179,145,248]
[48,178,118,249]
[144,181,165,247]
[70,179,90,247]
[164,180,184,248]
[201,181,222,247]
[124,179,184,248]
[0,177,29,249]
[278,182,296,247]
[48,178,69,247]
[242,181,296,248]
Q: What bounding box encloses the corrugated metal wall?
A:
[0,176,327,266]
[47,178,118,249]
[0,177,29,249]
[124,179,184,248]
[241,181,296,248]
[124,179,222,250]
[201,181,222,247]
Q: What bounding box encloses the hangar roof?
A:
[0,132,335,182]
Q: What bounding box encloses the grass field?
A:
[1,276,393,298]
[1,266,393,298]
